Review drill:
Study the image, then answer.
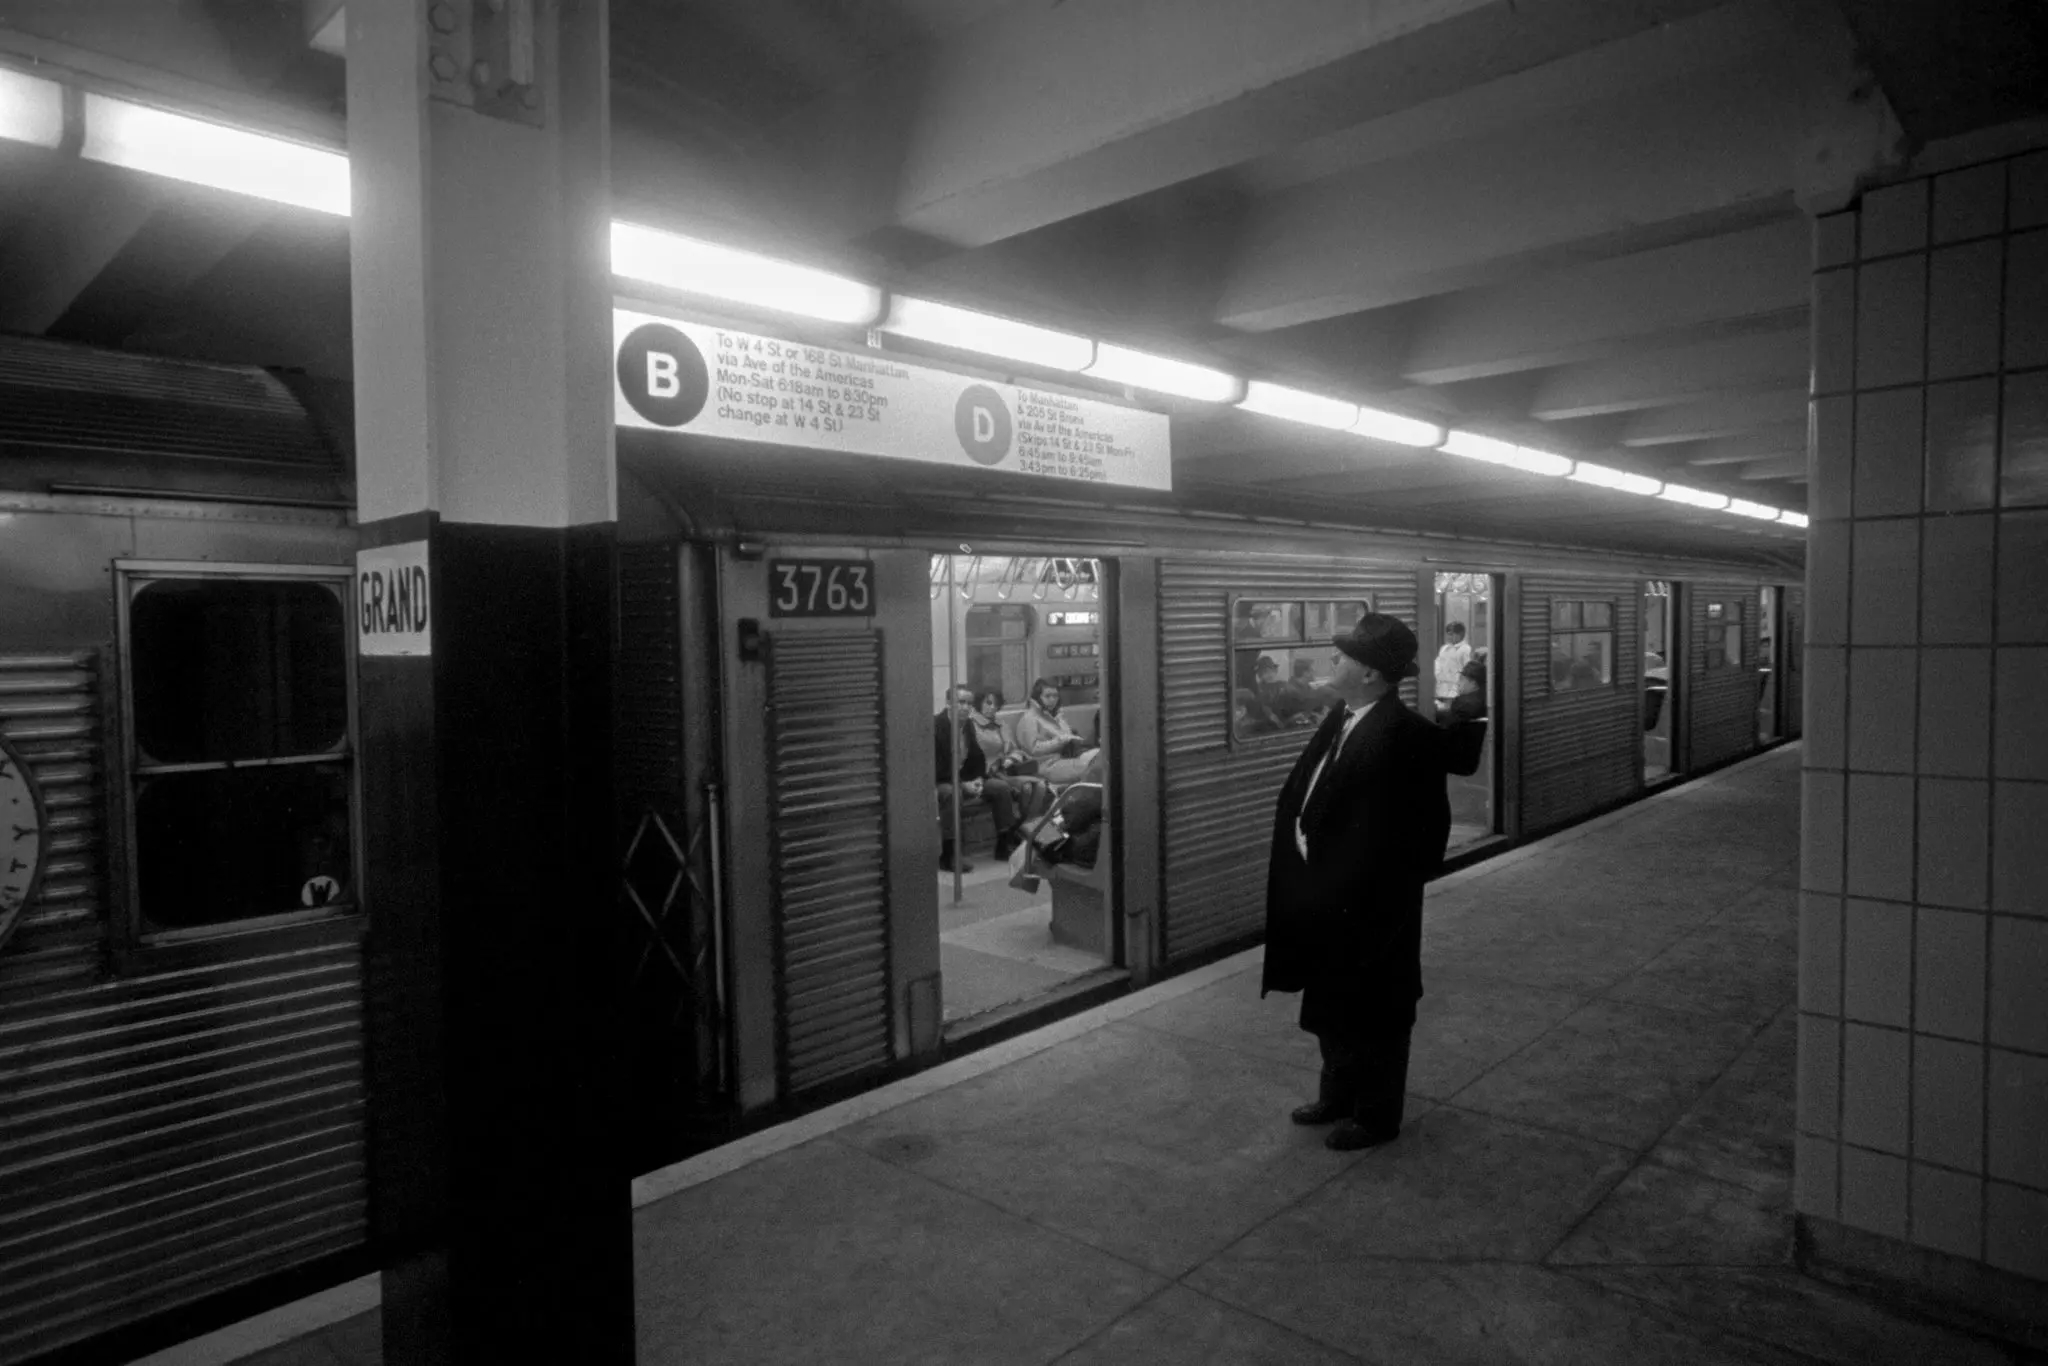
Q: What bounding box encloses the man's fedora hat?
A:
[1334,613,1421,679]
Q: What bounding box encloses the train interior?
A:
[1643,582,1675,783]
[1432,573,1498,853]
[929,553,1113,1027]
[1757,586,1780,743]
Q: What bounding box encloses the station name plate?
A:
[612,307,1172,491]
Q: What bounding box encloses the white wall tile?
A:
[1845,773,1914,902]
[1797,1133,1840,1219]
[1989,916,2048,1053]
[1812,394,1854,520]
[1916,906,1987,1036]
[2005,369,2048,509]
[1917,649,1992,778]
[1802,893,1843,1016]
[1800,1014,1842,1138]
[1857,256,1928,389]
[1841,1144,1909,1239]
[1933,163,2007,243]
[1848,648,1917,773]
[1988,1048,2048,1190]
[1853,389,1924,517]
[1992,781,2048,917]
[1996,512,2048,644]
[1925,380,2000,513]
[1851,520,1919,646]
[2004,229,2048,370]
[1803,770,1845,895]
[1994,648,2048,780]
[1808,519,1851,646]
[1986,1181,2048,1280]
[1919,513,1996,641]
[1912,1035,1984,1171]
[1813,270,1857,397]
[1843,1022,1910,1154]
[1844,899,1913,1027]
[1911,1163,1983,1259]
[1805,645,1847,769]
[1927,242,2003,380]
[2012,150,2048,229]
[1862,182,1930,258]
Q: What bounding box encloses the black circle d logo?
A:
[617,323,708,427]
[955,384,1012,466]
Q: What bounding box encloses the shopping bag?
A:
[1007,839,1041,892]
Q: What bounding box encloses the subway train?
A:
[0,325,1801,1361]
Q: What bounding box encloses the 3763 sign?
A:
[769,559,873,618]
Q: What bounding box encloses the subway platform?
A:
[144,745,2015,1365]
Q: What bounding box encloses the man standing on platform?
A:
[1261,613,1485,1150]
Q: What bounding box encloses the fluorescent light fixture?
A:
[1569,461,1663,496]
[1778,510,1810,528]
[883,296,1093,371]
[1084,343,1240,403]
[0,66,63,148]
[610,221,882,326]
[1728,498,1780,520]
[1659,483,1730,510]
[1352,405,1444,447]
[1237,381,1356,430]
[80,93,349,215]
[1440,429,1573,477]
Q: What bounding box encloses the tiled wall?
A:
[1798,146,2048,1283]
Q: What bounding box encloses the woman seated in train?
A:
[1016,677,1099,785]
[972,690,1049,807]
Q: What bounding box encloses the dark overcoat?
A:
[1260,695,1484,1031]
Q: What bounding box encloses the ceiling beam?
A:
[0,163,166,334]
[1678,425,1811,464]
[1529,326,1811,419]
[789,0,1727,249]
[1620,388,1811,445]
[1216,57,1821,331]
[1399,218,1811,384]
[1740,455,1810,479]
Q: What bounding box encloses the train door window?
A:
[1756,587,1779,742]
[1643,582,1674,782]
[932,554,1114,1033]
[1548,599,1616,692]
[1231,596,1371,741]
[1705,599,1744,669]
[1434,572,1498,853]
[119,569,355,934]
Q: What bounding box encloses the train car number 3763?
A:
[769,559,873,618]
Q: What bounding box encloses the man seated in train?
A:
[935,686,1029,872]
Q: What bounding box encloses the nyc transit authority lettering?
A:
[613,307,1172,492]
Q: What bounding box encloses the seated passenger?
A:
[972,689,1049,805]
[1435,659,1490,774]
[1033,751,1108,870]
[1016,678,1100,784]
[1235,687,1282,735]
[935,686,1031,872]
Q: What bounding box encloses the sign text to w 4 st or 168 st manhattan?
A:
[612,307,1172,491]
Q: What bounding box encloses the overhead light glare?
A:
[1084,343,1240,403]
[1237,381,1356,430]
[1441,429,1572,477]
[610,221,882,326]
[1659,483,1730,510]
[1728,498,1781,520]
[1352,405,1444,447]
[0,66,63,148]
[1569,461,1663,496]
[883,296,1093,371]
[80,94,349,215]
[1778,510,1810,528]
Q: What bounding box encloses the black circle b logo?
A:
[618,323,708,427]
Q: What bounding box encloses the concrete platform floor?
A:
[150,744,2025,1365]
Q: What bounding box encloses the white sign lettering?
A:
[612,307,1173,491]
[356,541,432,657]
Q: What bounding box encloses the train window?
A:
[1706,599,1745,669]
[1549,599,1616,692]
[1231,595,1371,740]
[965,603,1034,705]
[123,575,354,933]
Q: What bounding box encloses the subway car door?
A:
[1781,585,1805,740]
[716,547,935,1111]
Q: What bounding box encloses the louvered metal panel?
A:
[1157,559,1418,962]
[0,335,333,469]
[1689,580,1765,771]
[767,631,892,1094]
[1519,577,1642,835]
[0,933,368,1364]
[0,654,105,981]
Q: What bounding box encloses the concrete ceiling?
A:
[1,0,2044,564]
